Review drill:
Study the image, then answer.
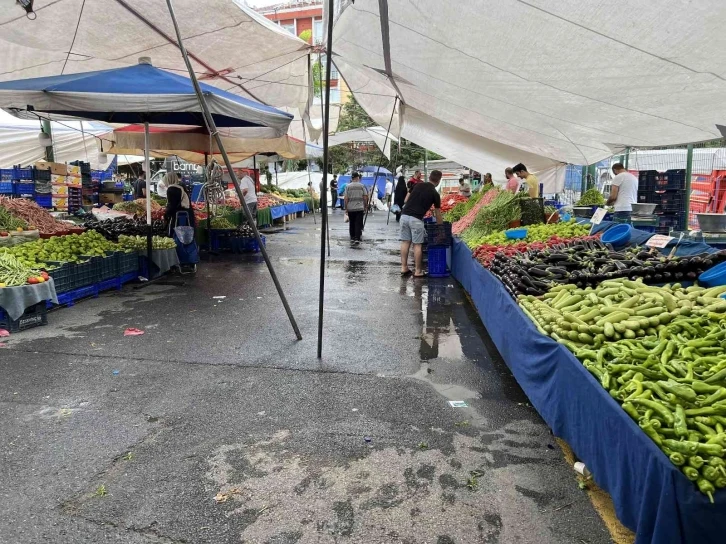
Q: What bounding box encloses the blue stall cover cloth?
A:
[451,238,725,544]
[592,221,718,256]
[269,202,310,220]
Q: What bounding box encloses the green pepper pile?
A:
[576,188,605,206]
[520,278,726,501]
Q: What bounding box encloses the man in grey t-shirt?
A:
[344,172,369,242]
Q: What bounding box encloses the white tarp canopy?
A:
[0,0,316,142]
[0,110,111,169]
[332,0,726,193]
[626,148,726,176]
[328,126,398,159]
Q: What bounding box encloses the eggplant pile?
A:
[490,239,726,298]
[83,216,167,242]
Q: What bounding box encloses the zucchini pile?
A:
[520,279,726,500]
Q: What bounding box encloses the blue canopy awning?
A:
[0,61,293,136]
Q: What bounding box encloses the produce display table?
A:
[140,249,180,279]
[0,279,58,320]
[257,207,272,228]
[451,237,726,544]
[268,202,310,220]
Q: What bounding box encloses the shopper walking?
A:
[330,175,339,210]
[400,170,443,278]
[165,172,196,235]
[133,170,147,199]
[407,170,423,192]
[607,163,639,224]
[344,172,368,242]
[393,175,407,222]
[385,177,394,208]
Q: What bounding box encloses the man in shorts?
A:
[400,170,443,278]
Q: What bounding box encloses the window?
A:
[313,19,324,44]
[280,21,295,35]
[318,55,339,80]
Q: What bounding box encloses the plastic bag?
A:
[391,204,401,213]
[344,212,349,223]
[174,225,194,245]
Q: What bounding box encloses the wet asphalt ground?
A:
[0,209,612,544]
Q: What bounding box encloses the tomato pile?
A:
[424,194,469,219]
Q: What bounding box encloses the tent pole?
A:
[364,96,397,229]
[316,51,330,258]
[317,0,335,358]
[42,120,54,161]
[144,121,153,278]
[165,0,302,341]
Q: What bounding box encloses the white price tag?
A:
[590,207,607,225]
[646,234,674,248]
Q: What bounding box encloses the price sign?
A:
[590,207,607,225]
[646,234,674,248]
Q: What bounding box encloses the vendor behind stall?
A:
[165,172,195,235]
[607,163,639,224]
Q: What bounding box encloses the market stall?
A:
[442,184,726,543]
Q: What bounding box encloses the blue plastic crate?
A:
[120,271,138,284]
[13,182,35,197]
[0,169,13,181]
[35,194,52,208]
[51,284,99,308]
[425,222,453,247]
[427,246,450,277]
[98,277,122,292]
[13,166,33,181]
[229,235,266,253]
[0,181,13,194]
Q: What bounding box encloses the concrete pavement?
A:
[0,210,611,543]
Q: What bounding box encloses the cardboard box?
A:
[67,165,81,177]
[50,174,66,185]
[66,177,81,187]
[35,161,67,176]
[52,184,68,196]
[99,193,123,205]
[52,197,68,210]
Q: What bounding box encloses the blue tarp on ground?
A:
[451,238,726,544]
[269,201,309,220]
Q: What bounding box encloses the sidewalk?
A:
[0,211,610,543]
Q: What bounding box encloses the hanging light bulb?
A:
[38,131,52,147]
[98,153,108,164]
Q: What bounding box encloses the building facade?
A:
[256,0,349,105]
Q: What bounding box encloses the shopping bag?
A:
[391,204,401,213]
[344,212,349,223]
[173,211,200,265]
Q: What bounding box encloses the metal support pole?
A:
[144,121,153,278]
[363,96,398,229]
[316,51,330,258]
[317,0,334,358]
[42,119,54,161]
[684,143,694,231]
[424,148,428,180]
[624,147,630,169]
[165,0,302,341]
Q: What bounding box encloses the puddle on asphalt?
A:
[404,279,529,420]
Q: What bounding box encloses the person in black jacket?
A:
[393,175,408,222]
[164,173,195,235]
